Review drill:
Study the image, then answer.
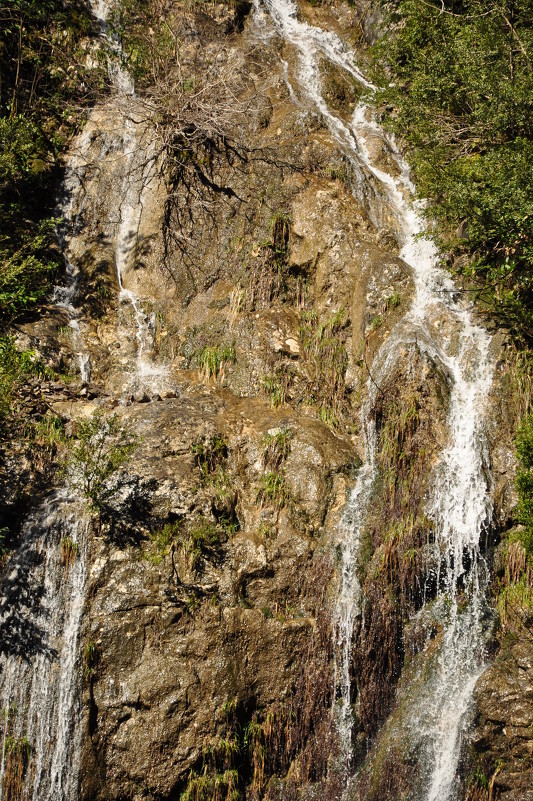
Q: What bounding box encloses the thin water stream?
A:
[0,2,496,799]
[0,494,88,801]
[61,0,169,396]
[0,4,167,800]
[257,1,495,798]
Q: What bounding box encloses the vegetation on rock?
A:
[0,0,102,326]
[63,410,139,512]
[371,0,533,343]
[496,413,533,630]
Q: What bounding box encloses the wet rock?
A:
[133,391,150,404]
[470,638,533,800]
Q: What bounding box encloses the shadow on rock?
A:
[98,475,158,546]
[0,540,57,661]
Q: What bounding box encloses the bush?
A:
[64,411,139,511]
[371,0,533,342]
[0,217,60,324]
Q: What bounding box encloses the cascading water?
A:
[0,494,88,801]
[60,0,169,397]
[0,4,170,800]
[256,1,495,797]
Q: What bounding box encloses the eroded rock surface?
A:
[0,1,529,800]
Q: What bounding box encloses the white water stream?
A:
[0,4,169,801]
[0,1,495,799]
[58,0,169,397]
[257,1,495,798]
[0,494,88,801]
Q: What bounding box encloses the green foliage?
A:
[32,414,66,451]
[144,521,179,565]
[515,413,533,556]
[498,574,533,625]
[261,372,287,408]
[180,768,240,801]
[496,413,533,632]
[179,699,287,801]
[198,344,236,380]
[258,520,277,540]
[0,217,60,324]
[61,537,78,572]
[269,210,291,268]
[386,292,401,310]
[0,527,9,560]
[63,411,139,511]
[180,697,245,801]
[0,336,49,419]
[144,516,228,571]
[2,733,31,801]
[84,641,99,679]
[187,519,225,570]
[111,0,177,88]
[473,766,489,790]
[371,0,533,342]
[299,308,349,427]
[4,735,30,759]
[257,471,290,509]
[0,1,102,330]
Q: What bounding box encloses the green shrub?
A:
[63,411,139,511]
[0,217,60,324]
[370,0,533,342]
[144,516,228,571]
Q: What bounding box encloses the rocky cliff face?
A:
[0,1,531,801]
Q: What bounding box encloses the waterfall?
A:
[58,0,169,398]
[0,3,172,800]
[0,494,88,801]
[256,1,495,797]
